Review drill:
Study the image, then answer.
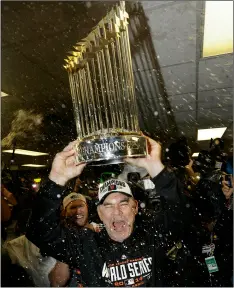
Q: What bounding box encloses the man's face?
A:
[65,199,88,227]
[97,193,138,242]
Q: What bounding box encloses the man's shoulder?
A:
[68,225,98,241]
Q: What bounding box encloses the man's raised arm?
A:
[125,136,182,203]
[125,136,184,235]
[26,140,86,262]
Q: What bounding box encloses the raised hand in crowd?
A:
[222,175,233,200]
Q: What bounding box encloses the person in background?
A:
[195,156,233,287]
[211,174,233,287]
[14,178,37,236]
[221,176,233,201]
[1,184,17,241]
[60,192,99,231]
[6,192,102,287]
[49,192,102,287]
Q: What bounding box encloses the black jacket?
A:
[26,168,186,287]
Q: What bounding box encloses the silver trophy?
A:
[64,1,147,165]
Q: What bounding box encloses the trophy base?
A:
[75,135,147,166]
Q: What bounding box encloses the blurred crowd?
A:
[1,136,233,287]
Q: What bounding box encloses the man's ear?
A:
[133,200,138,215]
[97,206,103,222]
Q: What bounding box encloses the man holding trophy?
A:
[26,2,189,286]
[26,135,185,287]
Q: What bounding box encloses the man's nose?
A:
[75,207,82,214]
[112,204,122,216]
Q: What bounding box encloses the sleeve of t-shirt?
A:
[149,167,185,242]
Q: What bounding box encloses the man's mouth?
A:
[112,220,127,232]
[76,215,84,219]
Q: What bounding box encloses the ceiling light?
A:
[192,153,199,157]
[202,1,233,57]
[22,164,46,167]
[1,91,9,97]
[2,149,48,156]
[197,127,227,141]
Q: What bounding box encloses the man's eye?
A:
[105,205,112,208]
[120,202,128,206]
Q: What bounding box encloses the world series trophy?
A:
[64,1,147,165]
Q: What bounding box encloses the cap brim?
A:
[97,191,133,206]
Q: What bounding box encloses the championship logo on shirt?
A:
[102,256,152,287]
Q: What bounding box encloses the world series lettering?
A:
[102,257,152,287]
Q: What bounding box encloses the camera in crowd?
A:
[192,150,215,175]
[192,138,232,221]
[193,138,228,176]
